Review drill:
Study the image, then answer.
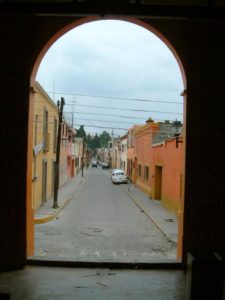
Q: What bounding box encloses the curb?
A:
[34,194,73,224]
[34,177,85,224]
[120,185,177,245]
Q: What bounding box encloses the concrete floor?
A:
[0,266,187,300]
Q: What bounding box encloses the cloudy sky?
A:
[36,19,184,136]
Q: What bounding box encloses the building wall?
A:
[134,122,183,216]
[127,147,135,179]
[134,123,157,196]
[121,137,127,174]
[127,125,140,181]
[32,82,58,211]
[152,138,183,215]
[74,138,83,174]
[111,138,121,169]
[59,123,69,187]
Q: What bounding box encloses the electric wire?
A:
[72,103,182,115]
[72,117,142,125]
[48,91,183,105]
[71,112,181,123]
[34,100,183,117]
[66,111,148,120]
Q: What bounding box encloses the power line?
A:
[65,111,147,120]
[78,114,98,129]
[73,124,128,131]
[73,117,143,125]
[72,104,182,115]
[34,114,182,125]
[48,91,183,105]
[65,111,181,123]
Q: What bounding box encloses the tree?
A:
[76,125,86,140]
[86,133,92,149]
[78,130,111,156]
[92,133,101,149]
[99,131,111,148]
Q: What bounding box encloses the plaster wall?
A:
[153,138,183,215]
[134,123,156,196]
[32,83,58,211]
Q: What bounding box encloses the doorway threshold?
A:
[27,256,183,270]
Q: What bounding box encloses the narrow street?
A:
[35,167,177,262]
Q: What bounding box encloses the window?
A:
[144,165,149,180]
[43,107,49,152]
[138,164,142,177]
[34,114,39,146]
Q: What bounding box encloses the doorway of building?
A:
[29,18,186,264]
[154,166,162,200]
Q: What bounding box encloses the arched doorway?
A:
[28,17,186,262]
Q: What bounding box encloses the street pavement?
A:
[35,168,178,243]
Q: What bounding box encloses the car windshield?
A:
[115,172,124,176]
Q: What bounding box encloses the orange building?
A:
[152,135,183,215]
[127,125,141,182]
[133,122,158,195]
[134,120,183,216]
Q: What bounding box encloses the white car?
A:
[111,170,127,184]
[111,169,121,175]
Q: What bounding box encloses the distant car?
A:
[91,161,98,167]
[111,170,127,184]
[102,162,109,169]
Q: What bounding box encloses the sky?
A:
[36,20,184,137]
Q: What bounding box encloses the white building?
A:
[120,134,128,174]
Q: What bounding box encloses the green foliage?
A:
[99,131,111,148]
[76,125,86,139]
[76,127,111,152]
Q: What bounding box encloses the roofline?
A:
[34,81,58,111]
[134,122,158,135]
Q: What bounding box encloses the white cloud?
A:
[36,20,184,135]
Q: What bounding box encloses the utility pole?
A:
[53,97,65,209]
[81,137,85,177]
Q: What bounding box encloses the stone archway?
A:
[28,16,186,260]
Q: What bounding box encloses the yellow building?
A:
[32,81,59,211]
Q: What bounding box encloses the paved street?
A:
[35,167,177,262]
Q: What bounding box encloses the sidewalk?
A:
[120,183,178,244]
[34,171,178,244]
[34,172,85,224]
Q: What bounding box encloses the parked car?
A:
[111,170,127,184]
[102,162,109,169]
[111,169,121,175]
[91,160,98,167]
